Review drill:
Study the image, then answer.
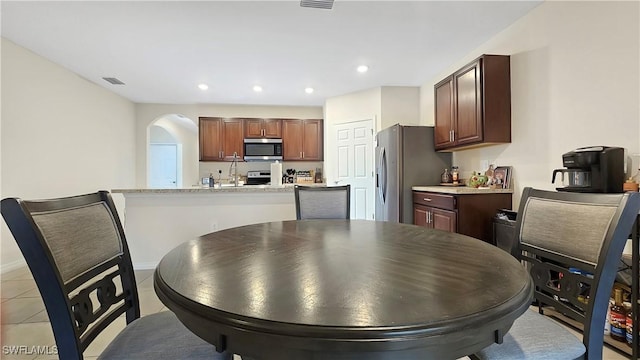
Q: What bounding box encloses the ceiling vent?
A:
[102,77,125,85]
[300,0,334,10]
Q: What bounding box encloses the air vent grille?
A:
[300,0,334,10]
[102,77,125,85]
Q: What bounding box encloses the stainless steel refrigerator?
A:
[375,124,451,223]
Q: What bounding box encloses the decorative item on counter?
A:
[494,166,512,189]
[209,173,215,188]
[484,164,496,188]
[283,168,296,184]
[623,177,639,192]
[451,166,460,185]
[441,169,453,184]
[296,170,314,184]
[467,171,488,188]
[314,168,323,183]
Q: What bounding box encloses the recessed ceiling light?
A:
[305,87,314,94]
[198,84,209,90]
[357,65,369,73]
[253,85,263,92]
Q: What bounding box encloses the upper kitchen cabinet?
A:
[244,118,282,139]
[282,119,323,161]
[199,117,244,161]
[434,55,511,151]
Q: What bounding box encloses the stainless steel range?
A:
[246,170,271,185]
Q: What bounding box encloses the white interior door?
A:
[332,120,375,220]
[149,144,178,188]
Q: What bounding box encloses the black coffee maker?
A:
[552,146,624,193]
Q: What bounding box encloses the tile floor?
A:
[0,266,631,360]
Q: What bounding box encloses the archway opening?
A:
[146,114,197,188]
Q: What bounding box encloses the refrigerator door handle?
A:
[377,147,387,204]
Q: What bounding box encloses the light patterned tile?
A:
[1,280,37,299]
[134,269,154,284]
[16,287,42,299]
[1,322,55,359]
[1,267,33,281]
[138,290,164,316]
[22,310,49,324]
[1,298,45,324]
[136,274,155,291]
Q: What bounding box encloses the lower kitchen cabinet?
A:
[413,190,512,244]
[414,204,457,232]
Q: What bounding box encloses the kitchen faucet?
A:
[228,152,239,187]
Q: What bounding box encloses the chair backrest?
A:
[514,187,640,359]
[1,191,140,360]
[294,185,351,220]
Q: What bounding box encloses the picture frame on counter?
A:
[494,166,512,189]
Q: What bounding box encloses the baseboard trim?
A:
[133,262,158,270]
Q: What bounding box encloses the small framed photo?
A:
[494,166,512,189]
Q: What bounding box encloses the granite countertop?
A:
[112,183,326,194]
[412,185,514,195]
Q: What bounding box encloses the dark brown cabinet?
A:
[282,119,323,161]
[413,190,512,243]
[199,117,244,161]
[434,55,511,151]
[244,118,282,139]
[414,204,457,232]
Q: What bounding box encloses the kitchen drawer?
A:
[413,192,455,210]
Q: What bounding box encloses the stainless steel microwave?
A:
[243,138,283,161]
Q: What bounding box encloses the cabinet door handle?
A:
[425,212,429,224]
[452,130,455,142]
[262,129,265,137]
[423,198,432,202]
[428,211,432,224]
[300,152,303,158]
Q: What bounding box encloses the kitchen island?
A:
[113,185,320,268]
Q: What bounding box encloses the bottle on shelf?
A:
[209,172,215,188]
[452,166,459,185]
[626,302,634,345]
[441,169,452,184]
[610,288,627,342]
[605,299,612,335]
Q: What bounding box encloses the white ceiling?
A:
[1,1,541,107]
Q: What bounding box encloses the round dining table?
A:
[154,219,533,360]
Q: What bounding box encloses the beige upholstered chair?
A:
[294,185,351,219]
[1,191,230,360]
[473,187,640,360]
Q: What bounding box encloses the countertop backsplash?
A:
[199,160,323,185]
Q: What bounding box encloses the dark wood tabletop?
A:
[154,220,533,360]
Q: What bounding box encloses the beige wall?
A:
[323,86,420,184]
[1,38,137,271]
[419,1,640,207]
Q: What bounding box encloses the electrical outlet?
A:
[480,160,489,172]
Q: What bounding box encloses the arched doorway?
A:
[147,114,197,188]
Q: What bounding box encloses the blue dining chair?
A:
[1,191,231,360]
[473,188,640,360]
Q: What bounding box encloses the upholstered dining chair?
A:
[1,191,230,360]
[294,185,351,219]
[473,187,640,360]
